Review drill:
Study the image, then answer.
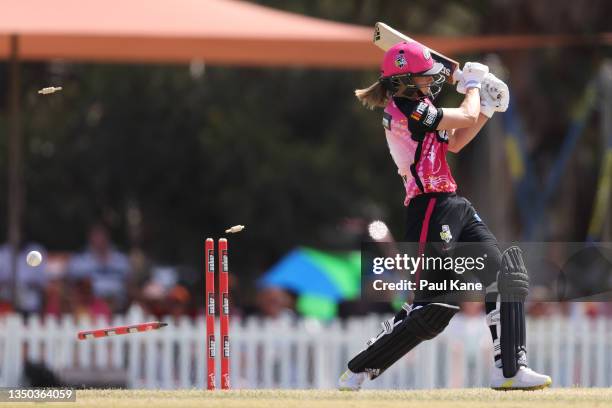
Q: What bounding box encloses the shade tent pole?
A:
[7,34,23,309]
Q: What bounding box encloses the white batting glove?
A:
[483,74,510,112]
[457,72,510,117]
[480,94,496,118]
[453,69,466,94]
[461,62,489,90]
[480,73,502,117]
[454,65,491,94]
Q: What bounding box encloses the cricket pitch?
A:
[3,388,611,408]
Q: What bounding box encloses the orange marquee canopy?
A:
[0,0,380,67]
[1,0,609,68]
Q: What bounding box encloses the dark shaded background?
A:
[0,0,611,307]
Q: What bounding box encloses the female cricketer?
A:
[338,42,551,391]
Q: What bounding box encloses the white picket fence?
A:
[1,308,611,389]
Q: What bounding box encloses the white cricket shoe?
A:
[491,366,552,391]
[338,369,369,391]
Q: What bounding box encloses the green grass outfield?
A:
[4,388,612,408]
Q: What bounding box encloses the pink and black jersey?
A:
[382,97,457,205]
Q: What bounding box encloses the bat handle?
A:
[452,69,463,84]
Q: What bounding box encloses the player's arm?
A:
[436,62,489,130]
[406,62,490,140]
[437,88,481,130]
[406,91,481,140]
[446,114,489,153]
[447,73,511,153]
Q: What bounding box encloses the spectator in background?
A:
[67,224,131,313]
[255,287,296,319]
[139,265,178,315]
[0,243,48,316]
[0,244,14,315]
[43,278,69,317]
[68,278,112,321]
[127,247,152,307]
[165,285,191,319]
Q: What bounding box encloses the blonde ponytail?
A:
[355,81,389,110]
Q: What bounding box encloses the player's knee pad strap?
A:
[498,246,528,378]
[348,303,459,378]
[486,308,500,326]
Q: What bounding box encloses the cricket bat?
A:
[373,22,460,84]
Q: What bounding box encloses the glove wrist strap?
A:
[464,80,481,89]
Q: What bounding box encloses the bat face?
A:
[373,22,459,84]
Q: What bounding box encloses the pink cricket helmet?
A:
[380,41,443,78]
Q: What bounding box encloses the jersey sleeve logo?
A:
[423,106,438,127]
[410,102,428,121]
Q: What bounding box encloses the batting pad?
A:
[498,246,529,378]
[348,303,459,378]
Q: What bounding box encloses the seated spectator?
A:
[0,243,48,316]
[0,301,12,315]
[255,287,296,319]
[0,244,15,312]
[68,278,111,322]
[43,278,69,318]
[127,248,153,306]
[166,285,191,318]
[138,266,193,318]
[67,224,131,312]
